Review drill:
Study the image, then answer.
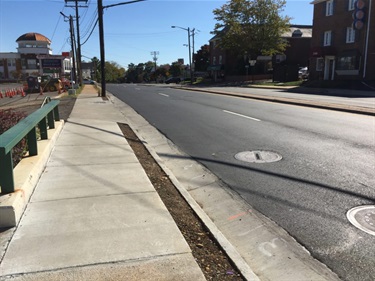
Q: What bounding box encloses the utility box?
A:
[68,89,76,95]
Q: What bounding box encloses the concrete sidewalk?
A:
[0,86,205,280]
[174,85,375,116]
[1,83,364,281]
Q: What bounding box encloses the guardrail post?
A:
[27,127,38,156]
[38,118,48,140]
[54,106,60,121]
[0,149,15,194]
[47,111,55,129]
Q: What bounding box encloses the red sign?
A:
[62,52,70,57]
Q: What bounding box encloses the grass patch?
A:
[253,80,303,87]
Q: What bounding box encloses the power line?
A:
[81,18,98,45]
[80,8,98,39]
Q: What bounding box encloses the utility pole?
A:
[97,0,145,97]
[191,28,195,80]
[98,0,106,96]
[171,26,194,84]
[60,12,77,84]
[65,0,88,86]
[151,51,159,80]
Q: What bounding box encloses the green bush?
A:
[0,109,27,166]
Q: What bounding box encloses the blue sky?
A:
[0,0,313,69]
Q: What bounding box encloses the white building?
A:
[0,32,72,79]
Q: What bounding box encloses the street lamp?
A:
[171,25,193,84]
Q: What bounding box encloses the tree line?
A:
[92,0,290,82]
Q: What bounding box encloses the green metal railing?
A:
[0,97,60,194]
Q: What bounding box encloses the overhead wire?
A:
[81,17,98,45]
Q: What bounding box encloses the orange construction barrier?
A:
[0,91,3,98]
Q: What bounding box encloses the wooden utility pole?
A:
[65,0,88,86]
[98,0,106,97]
[97,0,145,97]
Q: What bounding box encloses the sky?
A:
[0,0,314,69]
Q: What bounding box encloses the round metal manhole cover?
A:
[235,151,282,163]
[347,205,375,236]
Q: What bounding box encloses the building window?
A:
[326,0,334,16]
[7,59,16,67]
[336,55,358,70]
[348,0,355,10]
[324,31,332,46]
[346,27,355,43]
[213,56,216,65]
[219,55,222,64]
[316,58,324,71]
[27,59,37,68]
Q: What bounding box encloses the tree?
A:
[91,57,100,82]
[169,62,183,77]
[104,61,125,83]
[212,0,290,58]
[194,44,210,71]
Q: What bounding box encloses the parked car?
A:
[165,77,182,84]
[83,78,95,85]
[298,67,309,79]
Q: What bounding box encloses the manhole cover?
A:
[347,205,375,236]
[235,151,282,163]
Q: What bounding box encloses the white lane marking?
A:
[223,110,261,122]
[158,93,169,97]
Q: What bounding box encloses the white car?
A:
[298,67,309,79]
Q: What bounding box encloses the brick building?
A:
[208,25,312,82]
[309,0,374,82]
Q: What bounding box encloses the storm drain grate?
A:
[235,151,282,163]
[347,205,375,236]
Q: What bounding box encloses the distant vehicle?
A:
[61,77,75,89]
[165,77,182,84]
[83,78,95,85]
[40,75,63,92]
[298,67,309,79]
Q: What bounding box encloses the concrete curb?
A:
[108,93,260,281]
[135,130,260,281]
[0,121,64,227]
[108,91,341,281]
[174,87,375,116]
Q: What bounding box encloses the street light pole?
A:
[171,25,193,84]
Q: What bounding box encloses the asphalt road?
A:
[108,83,375,281]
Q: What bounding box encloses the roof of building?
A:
[282,25,312,38]
[210,25,312,41]
[16,32,51,43]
